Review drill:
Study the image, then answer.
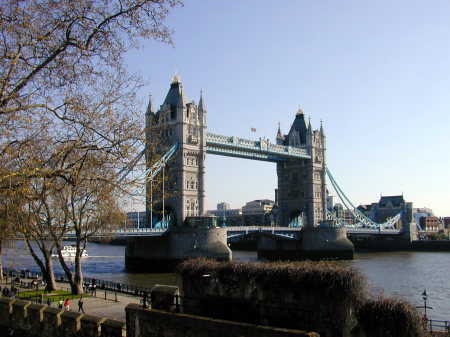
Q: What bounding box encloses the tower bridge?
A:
[125,76,412,271]
[146,75,327,229]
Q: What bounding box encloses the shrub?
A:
[354,296,429,337]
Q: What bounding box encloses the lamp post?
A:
[416,289,434,319]
[422,290,428,317]
[35,281,39,303]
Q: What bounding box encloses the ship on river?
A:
[51,245,88,259]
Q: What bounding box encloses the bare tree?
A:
[0,0,181,116]
[0,0,182,291]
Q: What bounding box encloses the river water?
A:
[2,242,449,320]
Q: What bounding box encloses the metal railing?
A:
[427,319,450,332]
[3,268,153,299]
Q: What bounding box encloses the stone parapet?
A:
[28,303,46,334]
[0,297,15,327]
[101,318,126,337]
[60,310,84,337]
[126,306,319,337]
[42,306,63,336]
[11,299,32,331]
[0,300,123,337]
[80,314,107,337]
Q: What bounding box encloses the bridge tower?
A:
[145,76,207,228]
[276,109,327,227]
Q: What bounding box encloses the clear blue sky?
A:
[126,0,450,216]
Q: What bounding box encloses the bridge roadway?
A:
[65,226,403,240]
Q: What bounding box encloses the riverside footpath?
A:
[0,276,142,321]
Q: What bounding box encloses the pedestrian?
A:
[47,297,52,307]
[64,298,70,311]
[58,298,63,309]
[78,297,85,313]
[38,294,43,304]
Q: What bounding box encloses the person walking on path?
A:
[58,298,63,309]
[78,297,85,313]
[64,298,70,311]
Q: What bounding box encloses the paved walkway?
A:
[0,278,143,321]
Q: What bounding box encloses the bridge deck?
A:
[68,226,402,240]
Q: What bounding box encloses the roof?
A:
[378,195,405,208]
[163,78,188,108]
[285,112,309,145]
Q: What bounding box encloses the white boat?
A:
[51,245,88,259]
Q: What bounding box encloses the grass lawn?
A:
[15,289,91,302]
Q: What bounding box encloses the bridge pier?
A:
[258,224,354,261]
[125,227,231,273]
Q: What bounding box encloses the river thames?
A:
[3,241,449,321]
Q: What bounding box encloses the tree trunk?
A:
[42,257,57,291]
[25,238,57,291]
[60,241,85,295]
[0,243,3,280]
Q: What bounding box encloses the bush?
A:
[354,297,429,337]
[178,258,366,307]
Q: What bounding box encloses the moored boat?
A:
[51,245,88,258]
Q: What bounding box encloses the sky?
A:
[126,0,450,216]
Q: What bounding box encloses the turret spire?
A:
[172,70,180,84]
[198,89,206,112]
[164,75,187,108]
[276,121,285,144]
[146,93,154,115]
[320,118,325,136]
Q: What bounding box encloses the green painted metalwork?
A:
[206,133,310,162]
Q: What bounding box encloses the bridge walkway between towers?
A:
[205,133,311,162]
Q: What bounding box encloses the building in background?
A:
[420,216,441,232]
[126,211,147,228]
[217,202,230,212]
[242,199,275,226]
[413,207,444,232]
[207,199,276,227]
[208,202,243,226]
[443,217,450,229]
[327,195,336,212]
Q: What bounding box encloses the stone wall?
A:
[0,298,125,337]
[0,295,319,337]
[125,304,319,337]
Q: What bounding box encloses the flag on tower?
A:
[250,127,256,132]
